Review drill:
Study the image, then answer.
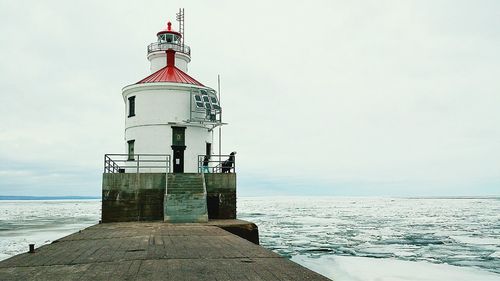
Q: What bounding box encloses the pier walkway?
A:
[0,220,330,280]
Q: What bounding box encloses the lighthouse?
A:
[102,10,236,223]
[122,20,221,173]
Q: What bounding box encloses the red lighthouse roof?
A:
[137,66,204,86]
[137,49,204,86]
[156,21,182,37]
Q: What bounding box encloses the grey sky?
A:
[0,0,499,196]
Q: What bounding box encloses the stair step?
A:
[165,173,208,223]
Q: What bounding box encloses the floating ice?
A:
[291,255,500,281]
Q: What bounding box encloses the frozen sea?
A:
[1,197,500,281]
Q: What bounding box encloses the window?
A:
[171,127,186,146]
[194,95,204,108]
[127,140,135,160]
[128,96,135,117]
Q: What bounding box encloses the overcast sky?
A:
[0,0,499,197]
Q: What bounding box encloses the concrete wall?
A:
[102,173,166,222]
[204,173,237,219]
[102,173,236,222]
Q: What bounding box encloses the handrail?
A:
[198,155,236,174]
[147,42,191,56]
[104,155,121,173]
[104,154,171,173]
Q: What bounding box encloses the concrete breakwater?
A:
[102,173,237,223]
[0,221,330,280]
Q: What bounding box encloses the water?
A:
[238,197,500,280]
[1,197,499,281]
[0,200,100,260]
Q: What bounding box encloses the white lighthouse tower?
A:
[103,10,236,224]
[121,19,221,173]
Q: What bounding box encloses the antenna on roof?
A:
[176,8,185,50]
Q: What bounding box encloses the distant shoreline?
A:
[0,196,101,200]
[0,195,498,201]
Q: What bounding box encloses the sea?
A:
[1,197,499,281]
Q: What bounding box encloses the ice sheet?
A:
[291,255,500,281]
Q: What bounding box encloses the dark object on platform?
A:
[221,151,236,173]
[28,244,34,253]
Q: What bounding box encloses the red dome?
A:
[156,21,182,37]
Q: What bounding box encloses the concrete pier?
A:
[0,220,330,280]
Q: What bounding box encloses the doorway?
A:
[171,126,186,173]
[206,142,211,156]
[172,147,185,173]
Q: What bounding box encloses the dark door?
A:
[207,194,220,219]
[171,126,186,173]
[172,147,185,173]
[206,142,211,156]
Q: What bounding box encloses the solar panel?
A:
[193,90,221,121]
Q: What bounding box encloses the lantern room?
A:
[157,22,181,44]
[147,21,191,73]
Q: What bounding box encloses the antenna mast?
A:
[176,8,185,51]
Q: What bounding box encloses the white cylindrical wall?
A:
[125,125,211,173]
[122,83,215,173]
[148,52,190,73]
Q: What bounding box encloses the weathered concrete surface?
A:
[205,173,236,219]
[209,219,260,245]
[102,173,237,222]
[0,221,330,281]
[102,173,166,222]
[164,173,208,223]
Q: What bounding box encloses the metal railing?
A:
[104,154,171,173]
[147,42,191,56]
[197,155,236,174]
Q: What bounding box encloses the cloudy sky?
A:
[0,0,499,197]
